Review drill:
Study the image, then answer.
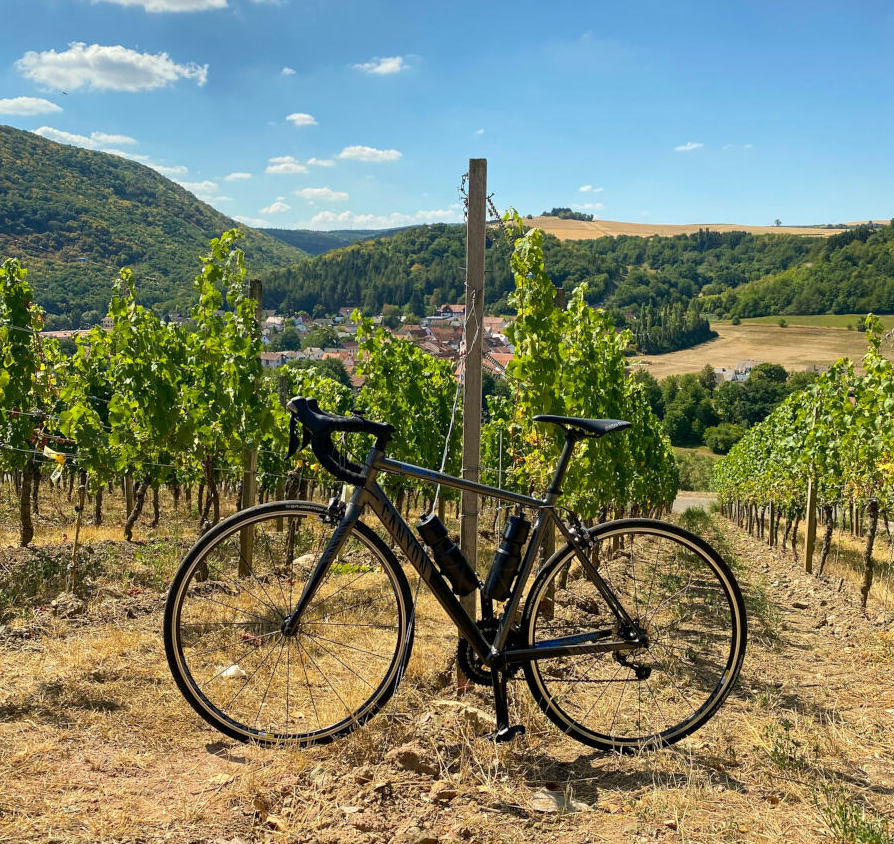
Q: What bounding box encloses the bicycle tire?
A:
[521,518,746,751]
[164,500,414,746]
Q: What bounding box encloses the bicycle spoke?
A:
[523,522,743,749]
[166,504,410,744]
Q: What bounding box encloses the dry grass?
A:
[1,491,893,843]
[525,216,846,241]
[631,323,893,380]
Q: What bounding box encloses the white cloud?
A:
[33,126,96,147]
[179,179,218,193]
[307,157,334,167]
[91,131,137,145]
[260,200,291,213]
[234,215,270,227]
[338,145,401,163]
[152,163,188,176]
[0,96,62,115]
[578,184,603,193]
[104,148,151,162]
[308,206,462,230]
[574,202,604,211]
[353,56,407,75]
[178,179,231,202]
[224,171,252,181]
[17,42,208,91]
[33,126,140,150]
[266,155,308,174]
[286,112,317,126]
[281,66,295,76]
[31,126,192,177]
[674,141,703,152]
[295,187,349,202]
[92,0,227,10]
[474,128,485,136]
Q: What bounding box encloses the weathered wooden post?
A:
[803,405,818,573]
[239,278,263,576]
[459,159,486,686]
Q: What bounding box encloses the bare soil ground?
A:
[525,217,845,241]
[1,512,892,844]
[631,323,892,380]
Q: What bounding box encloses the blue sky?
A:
[2,0,893,230]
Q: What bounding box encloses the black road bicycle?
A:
[164,397,746,750]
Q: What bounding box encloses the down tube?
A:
[363,484,492,662]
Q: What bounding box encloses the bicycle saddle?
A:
[533,414,631,438]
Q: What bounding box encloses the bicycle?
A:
[164,396,746,750]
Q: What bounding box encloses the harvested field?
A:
[525,217,847,241]
[1,509,893,844]
[631,323,893,380]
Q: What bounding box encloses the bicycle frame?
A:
[285,436,644,670]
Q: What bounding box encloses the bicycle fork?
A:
[280,496,358,637]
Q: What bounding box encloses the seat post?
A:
[544,431,582,504]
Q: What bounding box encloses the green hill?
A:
[3,120,891,341]
[708,224,894,317]
[0,124,306,329]
[260,226,407,256]
[260,221,893,350]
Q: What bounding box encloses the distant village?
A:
[255,304,514,388]
[39,304,776,387]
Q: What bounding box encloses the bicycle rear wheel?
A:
[521,518,746,751]
[164,501,413,745]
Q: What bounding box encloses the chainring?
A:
[457,619,520,686]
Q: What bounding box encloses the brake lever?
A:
[287,414,312,458]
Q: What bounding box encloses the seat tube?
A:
[544,433,580,504]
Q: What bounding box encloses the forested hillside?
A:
[259,226,406,255]
[2,120,891,339]
[264,220,894,326]
[710,224,894,316]
[0,125,306,328]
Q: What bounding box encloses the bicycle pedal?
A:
[485,724,526,743]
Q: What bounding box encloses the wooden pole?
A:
[803,405,818,573]
[124,474,134,519]
[67,474,87,593]
[239,278,263,576]
[804,479,817,573]
[459,159,486,686]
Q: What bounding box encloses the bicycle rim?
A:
[164,501,413,745]
[521,519,746,751]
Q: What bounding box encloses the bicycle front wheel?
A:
[521,518,746,751]
[164,501,413,745]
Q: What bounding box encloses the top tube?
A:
[373,454,547,509]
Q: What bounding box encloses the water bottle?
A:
[484,515,530,601]
[416,513,478,596]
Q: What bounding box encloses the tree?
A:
[286,357,352,388]
[267,324,302,351]
[704,422,745,454]
[630,369,664,418]
[698,363,717,394]
[302,325,339,350]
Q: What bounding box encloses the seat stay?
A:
[553,516,640,629]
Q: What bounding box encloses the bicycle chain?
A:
[456,619,497,685]
[457,619,521,685]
